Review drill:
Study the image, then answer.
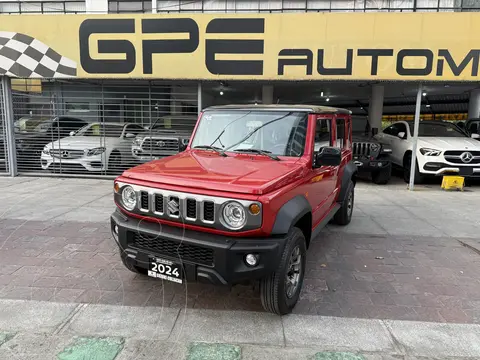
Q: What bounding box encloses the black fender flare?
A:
[271,195,312,235]
[338,161,357,203]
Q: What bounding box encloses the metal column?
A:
[408,84,422,191]
[197,82,202,115]
[1,77,17,177]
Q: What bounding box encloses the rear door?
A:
[309,115,338,227]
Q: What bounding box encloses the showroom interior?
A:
[1,78,479,177]
[1,0,480,180]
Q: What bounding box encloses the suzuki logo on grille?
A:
[167,199,179,214]
[156,141,166,147]
[460,152,473,163]
[61,151,69,158]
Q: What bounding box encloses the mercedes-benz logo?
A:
[61,150,69,158]
[460,152,473,163]
[167,199,179,214]
[156,141,166,148]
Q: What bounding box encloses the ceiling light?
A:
[320,91,324,97]
[220,91,224,95]
[422,92,427,96]
[326,98,330,102]
[426,104,431,108]
[254,102,258,105]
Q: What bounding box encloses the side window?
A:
[315,118,332,151]
[125,124,143,135]
[397,123,407,137]
[336,118,346,148]
[468,121,479,134]
[383,125,396,136]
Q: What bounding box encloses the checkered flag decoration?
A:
[0,31,77,78]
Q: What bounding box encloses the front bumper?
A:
[111,210,286,285]
[41,153,105,172]
[353,156,391,172]
[422,162,480,177]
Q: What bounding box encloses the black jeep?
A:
[352,116,392,184]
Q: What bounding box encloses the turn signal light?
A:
[114,182,120,193]
[249,204,261,215]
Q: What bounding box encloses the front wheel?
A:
[333,180,354,225]
[260,227,306,315]
[403,154,424,184]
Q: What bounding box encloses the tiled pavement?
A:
[0,177,479,324]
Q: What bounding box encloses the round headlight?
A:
[121,186,137,211]
[222,201,246,230]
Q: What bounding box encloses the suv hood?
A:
[44,136,116,150]
[122,150,306,195]
[352,133,378,143]
[418,137,480,151]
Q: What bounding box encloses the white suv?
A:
[376,121,480,183]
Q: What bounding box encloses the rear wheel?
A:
[333,180,354,225]
[260,227,306,315]
[403,154,424,184]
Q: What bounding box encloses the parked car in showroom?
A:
[351,117,392,184]
[111,104,357,315]
[132,115,195,163]
[41,122,144,173]
[15,116,88,170]
[376,120,480,183]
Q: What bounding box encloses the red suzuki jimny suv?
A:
[111,105,357,314]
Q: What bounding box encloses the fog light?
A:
[112,224,119,241]
[114,225,119,234]
[245,254,259,267]
[377,162,383,167]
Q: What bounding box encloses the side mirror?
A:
[69,131,75,136]
[472,133,480,139]
[397,132,406,139]
[314,146,341,168]
[125,133,136,139]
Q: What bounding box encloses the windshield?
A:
[32,119,55,133]
[190,111,308,157]
[409,122,467,138]
[76,123,124,137]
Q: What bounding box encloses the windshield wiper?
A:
[223,112,293,152]
[234,148,280,161]
[192,145,227,157]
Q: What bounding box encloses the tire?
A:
[333,180,354,225]
[403,154,424,184]
[108,151,122,175]
[120,252,148,275]
[260,227,307,315]
[372,166,391,185]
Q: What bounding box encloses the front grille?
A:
[203,201,214,222]
[154,194,164,213]
[352,142,372,156]
[186,199,197,219]
[141,138,180,154]
[132,232,214,266]
[49,149,85,159]
[444,150,480,164]
[140,191,149,210]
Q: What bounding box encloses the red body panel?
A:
[116,112,352,238]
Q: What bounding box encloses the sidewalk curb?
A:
[0,299,480,358]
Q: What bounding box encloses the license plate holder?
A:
[458,167,473,176]
[148,257,183,284]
